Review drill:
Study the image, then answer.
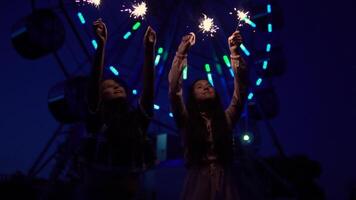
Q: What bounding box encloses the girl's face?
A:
[193,80,216,102]
[101,79,127,101]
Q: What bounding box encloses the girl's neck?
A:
[102,98,129,121]
[197,99,215,114]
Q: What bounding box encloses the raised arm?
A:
[87,19,107,112]
[168,33,195,128]
[139,26,156,117]
[225,31,249,126]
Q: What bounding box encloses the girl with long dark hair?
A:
[168,31,248,200]
[79,19,156,200]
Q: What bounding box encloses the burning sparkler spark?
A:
[121,2,148,20]
[198,14,219,37]
[230,8,256,28]
[75,0,101,8]
[237,10,249,21]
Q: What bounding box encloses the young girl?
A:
[168,31,248,200]
[80,19,156,200]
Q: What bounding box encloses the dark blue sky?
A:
[1,0,356,199]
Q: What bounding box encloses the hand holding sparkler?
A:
[144,26,156,50]
[93,19,107,46]
[228,31,243,56]
[177,33,196,56]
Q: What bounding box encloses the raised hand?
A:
[177,32,196,55]
[144,26,156,50]
[93,18,107,45]
[228,31,243,56]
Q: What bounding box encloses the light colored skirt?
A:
[181,163,240,200]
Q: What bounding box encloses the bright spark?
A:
[230,8,255,27]
[121,2,148,20]
[198,14,219,37]
[76,0,101,7]
[237,10,249,22]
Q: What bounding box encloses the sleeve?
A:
[168,53,189,129]
[137,100,153,132]
[85,109,103,135]
[225,54,249,128]
[139,43,155,120]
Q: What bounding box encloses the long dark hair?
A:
[185,79,233,166]
[97,77,150,168]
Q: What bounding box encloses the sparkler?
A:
[198,14,219,37]
[75,0,101,8]
[121,1,148,20]
[230,8,256,28]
